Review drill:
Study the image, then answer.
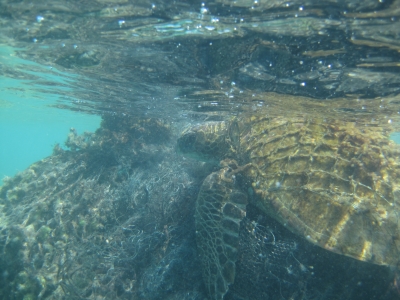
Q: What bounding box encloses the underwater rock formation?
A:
[0,117,202,299]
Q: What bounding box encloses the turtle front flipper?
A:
[195,165,248,300]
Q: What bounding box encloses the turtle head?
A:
[177,121,239,162]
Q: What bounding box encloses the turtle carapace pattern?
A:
[177,114,400,300]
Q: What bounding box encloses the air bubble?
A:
[200,6,208,14]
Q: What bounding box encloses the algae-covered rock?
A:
[0,117,202,299]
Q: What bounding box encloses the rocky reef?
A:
[0,115,398,300]
[0,116,203,299]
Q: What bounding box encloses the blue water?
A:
[0,45,100,183]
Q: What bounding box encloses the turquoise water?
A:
[393,133,400,144]
[0,45,100,183]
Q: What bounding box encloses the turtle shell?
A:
[178,114,400,300]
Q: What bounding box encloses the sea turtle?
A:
[177,113,400,300]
